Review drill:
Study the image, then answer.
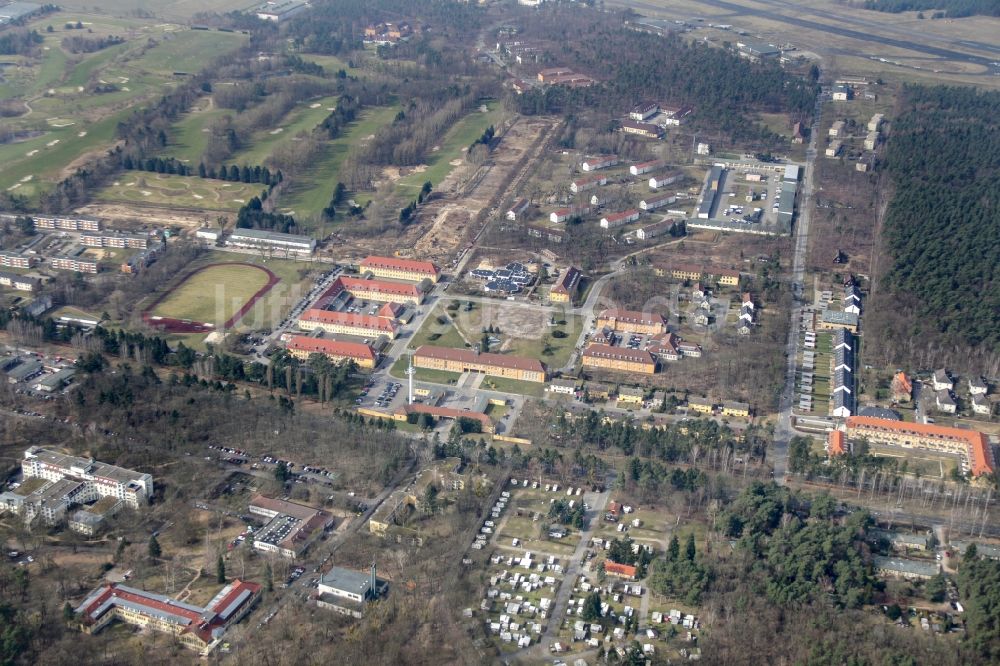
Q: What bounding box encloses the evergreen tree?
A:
[148,534,161,559]
[217,554,226,583]
[685,533,696,561]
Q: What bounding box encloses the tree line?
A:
[868,85,1000,372]
[848,0,1000,17]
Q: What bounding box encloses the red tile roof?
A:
[604,561,637,578]
[583,344,656,365]
[286,335,377,362]
[337,276,423,298]
[298,309,398,334]
[828,430,847,456]
[360,255,440,278]
[415,345,545,374]
[400,404,492,430]
[597,309,666,327]
[846,416,994,477]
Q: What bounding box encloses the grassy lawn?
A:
[237,254,315,331]
[153,263,272,325]
[406,306,471,350]
[96,173,263,211]
[388,356,460,385]
[394,102,506,196]
[230,95,339,165]
[0,17,246,202]
[279,104,400,232]
[480,376,548,398]
[164,105,231,164]
[50,305,101,321]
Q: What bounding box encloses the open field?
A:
[278,104,401,231]
[394,102,508,197]
[612,0,1000,87]
[58,0,257,20]
[0,13,247,200]
[149,262,274,327]
[162,102,231,164]
[96,173,262,211]
[229,95,340,165]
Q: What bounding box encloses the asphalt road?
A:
[772,87,826,484]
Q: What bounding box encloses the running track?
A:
[141,262,280,334]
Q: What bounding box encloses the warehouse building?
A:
[316,565,388,618]
[226,229,316,256]
[249,495,334,560]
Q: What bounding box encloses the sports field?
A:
[151,263,274,327]
[96,174,262,211]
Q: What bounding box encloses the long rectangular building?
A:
[360,255,440,283]
[844,416,995,478]
[322,275,424,305]
[297,309,398,339]
[50,255,98,273]
[0,250,36,269]
[0,271,38,292]
[658,263,740,286]
[19,214,101,232]
[75,579,261,652]
[596,309,666,335]
[413,345,547,383]
[249,495,334,559]
[549,266,581,303]
[20,446,153,507]
[582,344,657,375]
[81,232,149,249]
[226,228,316,256]
[285,335,378,368]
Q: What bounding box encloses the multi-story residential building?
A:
[80,232,149,249]
[320,275,424,305]
[600,209,642,229]
[0,271,39,292]
[688,397,714,414]
[21,214,101,231]
[0,250,36,269]
[843,416,995,477]
[580,156,618,172]
[0,447,153,528]
[620,120,662,138]
[721,401,750,418]
[285,335,379,368]
[657,263,740,286]
[359,255,441,283]
[413,345,547,382]
[50,255,98,273]
[581,344,657,375]
[549,266,581,303]
[630,159,666,176]
[297,309,398,339]
[596,309,667,335]
[75,579,261,652]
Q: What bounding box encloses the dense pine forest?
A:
[867,85,1000,372]
[851,0,1000,17]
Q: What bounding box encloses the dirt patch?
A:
[73,203,224,230]
[396,117,557,265]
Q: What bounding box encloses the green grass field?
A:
[58,0,256,20]
[154,263,271,325]
[96,173,263,211]
[0,13,246,201]
[394,102,505,196]
[165,104,232,164]
[230,95,339,165]
[279,104,400,230]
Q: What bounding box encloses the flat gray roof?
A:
[321,566,373,597]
